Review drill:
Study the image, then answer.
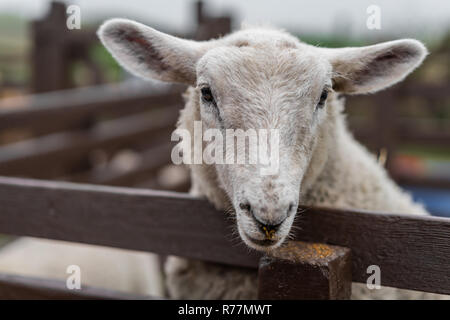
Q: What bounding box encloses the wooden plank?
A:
[0,177,449,294]
[31,2,70,93]
[296,206,450,295]
[353,130,450,153]
[69,142,173,186]
[258,241,352,300]
[0,272,153,300]
[0,109,179,178]
[0,83,184,132]
[353,127,450,148]
[399,82,450,99]
[397,131,450,146]
[0,176,260,266]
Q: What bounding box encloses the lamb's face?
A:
[98,19,427,252]
[195,46,332,250]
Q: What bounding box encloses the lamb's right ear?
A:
[97,19,206,84]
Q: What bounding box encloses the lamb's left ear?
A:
[97,19,207,84]
[322,39,428,94]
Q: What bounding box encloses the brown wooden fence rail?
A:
[0,272,154,300]
[0,82,187,190]
[0,83,184,133]
[0,176,449,299]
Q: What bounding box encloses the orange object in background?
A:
[392,154,426,177]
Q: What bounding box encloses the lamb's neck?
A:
[300,115,364,207]
[300,110,427,214]
[299,97,343,196]
[298,93,373,207]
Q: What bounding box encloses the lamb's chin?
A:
[245,240,284,253]
[238,227,285,252]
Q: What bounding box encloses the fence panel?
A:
[0,176,449,294]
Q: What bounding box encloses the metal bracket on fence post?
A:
[257,241,352,300]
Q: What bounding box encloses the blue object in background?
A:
[403,186,450,218]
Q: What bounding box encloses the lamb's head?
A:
[98,19,427,251]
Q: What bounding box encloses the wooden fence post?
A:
[258,241,352,300]
[194,0,232,41]
[30,1,102,93]
[195,0,205,26]
[31,1,70,93]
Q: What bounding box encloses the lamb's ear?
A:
[322,39,427,94]
[97,19,206,84]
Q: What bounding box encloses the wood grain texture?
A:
[0,109,179,178]
[258,241,352,300]
[0,272,153,300]
[0,176,260,268]
[67,142,174,186]
[296,205,450,295]
[0,176,449,294]
[0,83,184,131]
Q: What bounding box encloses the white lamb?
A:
[98,19,448,299]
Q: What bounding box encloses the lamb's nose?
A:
[239,201,290,237]
[252,213,284,235]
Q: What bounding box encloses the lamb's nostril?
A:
[239,202,251,212]
[287,202,295,216]
[251,212,284,237]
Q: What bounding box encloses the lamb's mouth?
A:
[244,232,280,247]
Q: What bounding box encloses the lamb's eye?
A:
[201,87,215,104]
[317,89,328,108]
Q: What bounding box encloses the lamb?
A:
[96,19,450,300]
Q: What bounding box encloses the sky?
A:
[0,0,449,40]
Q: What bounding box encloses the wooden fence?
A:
[0,82,187,190]
[0,0,448,300]
[0,176,449,299]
